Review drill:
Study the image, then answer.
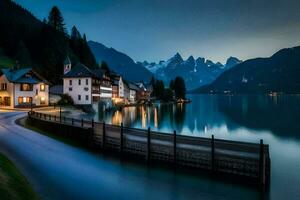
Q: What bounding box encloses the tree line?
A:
[151,76,186,102]
[0,0,97,83]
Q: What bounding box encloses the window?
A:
[78,79,81,85]
[69,80,72,85]
[69,87,72,91]
[86,79,89,85]
[20,84,33,91]
[0,83,7,91]
[18,97,32,104]
[40,97,46,105]
[40,84,45,91]
[86,95,89,101]
[4,97,10,106]
[78,95,81,100]
[36,89,38,95]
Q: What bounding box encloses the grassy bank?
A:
[0,153,39,200]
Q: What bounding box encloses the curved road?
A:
[0,111,261,200]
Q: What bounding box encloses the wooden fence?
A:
[28,111,270,186]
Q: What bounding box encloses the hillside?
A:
[0,0,97,83]
[193,46,300,94]
[0,48,14,68]
[88,41,152,82]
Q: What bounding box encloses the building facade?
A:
[0,68,49,108]
[63,61,113,106]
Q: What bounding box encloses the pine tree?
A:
[174,77,186,99]
[48,6,66,33]
[71,26,81,40]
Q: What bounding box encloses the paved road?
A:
[0,111,259,200]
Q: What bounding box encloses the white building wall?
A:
[0,75,49,107]
[63,77,92,105]
[0,75,14,108]
[14,83,49,107]
[129,89,136,103]
[119,77,124,98]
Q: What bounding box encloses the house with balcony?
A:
[63,61,112,107]
[0,68,49,108]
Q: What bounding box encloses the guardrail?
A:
[28,111,270,186]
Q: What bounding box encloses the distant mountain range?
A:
[193,46,300,94]
[139,53,241,89]
[88,41,152,82]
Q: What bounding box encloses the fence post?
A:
[147,127,151,162]
[211,135,215,172]
[54,115,56,122]
[259,139,265,186]
[102,122,106,150]
[81,119,84,127]
[72,118,74,125]
[120,123,124,154]
[49,115,51,121]
[174,130,177,166]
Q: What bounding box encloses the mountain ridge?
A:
[192,46,300,94]
[88,40,152,82]
[140,53,242,89]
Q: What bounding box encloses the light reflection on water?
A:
[76,94,300,199]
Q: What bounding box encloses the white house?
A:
[0,68,49,108]
[112,75,125,103]
[63,60,112,105]
[128,82,139,103]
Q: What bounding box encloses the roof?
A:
[128,82,140,91]
[64,56,71,65]
[49,85,63,95]
[93,69,105,79]
[0,68,49,84]
[64,63,96,78]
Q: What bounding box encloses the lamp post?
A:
[59,106,62,123]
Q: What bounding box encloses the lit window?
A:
[41,97,46,105]
[40,84,45,91]
[20,84,33,91]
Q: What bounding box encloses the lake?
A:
[78,94,300,200]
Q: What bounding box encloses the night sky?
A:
[16,0,300,63]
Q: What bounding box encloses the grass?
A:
[0,153,39,200]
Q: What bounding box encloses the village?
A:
[0,56,154,112]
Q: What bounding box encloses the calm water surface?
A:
[78,94,300,200]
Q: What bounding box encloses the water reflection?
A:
[75,94,300,199]
[96,94,300,141]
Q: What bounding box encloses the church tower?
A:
[64,56,72,75]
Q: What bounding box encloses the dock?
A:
[27,111,270,186]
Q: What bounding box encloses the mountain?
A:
[88,41,152,82]
[141,53,241,90]
[0,0,97,83]
[193,46,300,94]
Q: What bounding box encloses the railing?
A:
[28,111,270,186]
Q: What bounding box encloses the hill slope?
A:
[193,46,300,94]
[0,0,97,83]
[88,41,152,82]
